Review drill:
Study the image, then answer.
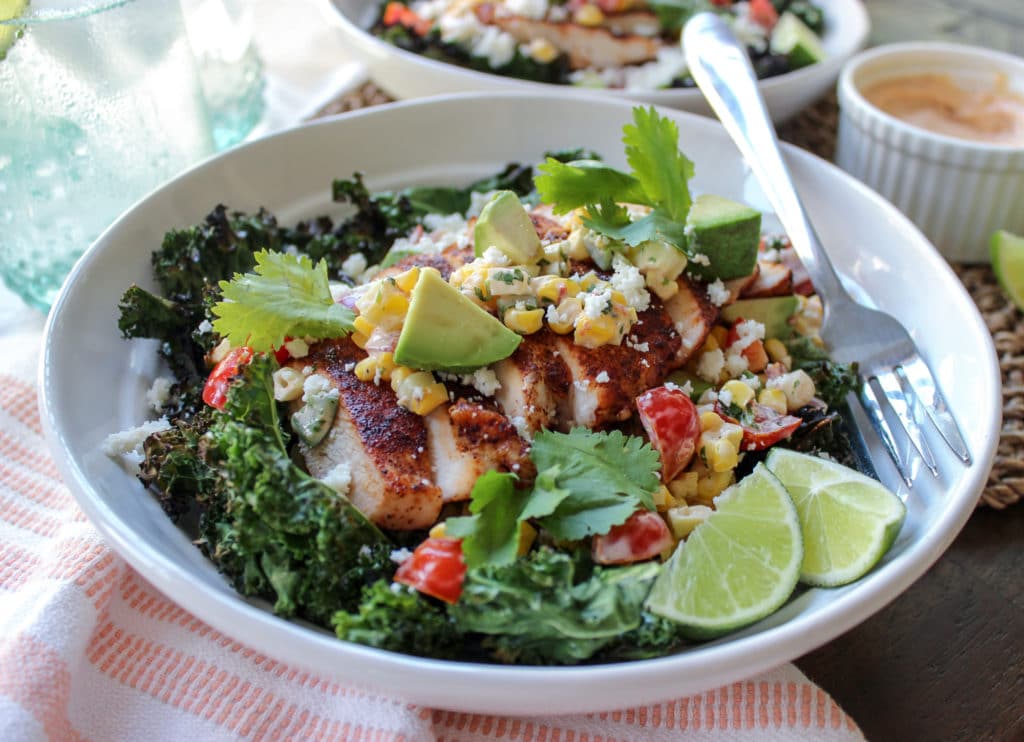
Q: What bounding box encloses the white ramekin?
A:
[835,42,1024,263]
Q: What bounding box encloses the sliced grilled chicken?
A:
[492,329,571,436]
[551,299,681,428]
[601,11,662,37]
[662,277,719,366]
[741,260,793,298]
[477,7,660,69]
[425,398,533,501]
[722,267,760,304]
[297,339,443,530]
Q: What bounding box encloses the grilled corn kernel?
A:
[758,388,789,415]
[668,471,700,502]
[763,337,791,368]
[379,291,409,319]
[697,469,734,502]
[573,3,604,26]
[667,504,714,540]
[208,337,232,365]
[574,313,619,348]
[720,379,755,408]
[396,371,448,416]
[272,366,305,402]
[354,356,377,382]
[504,307,545,335]
[526,38,559,63]
[547,297,582,334]
[610,290,628,306]
[518,522,538,556]
[699,410,724,432]
[701,333,720,353]
[390,365,415,392]
[533,276,571,304]
[577,272,602,291]
[429,522,447,539]
[710,325,729,347]
[350,331,368,350]
[353,315,375,337]
[702,436,740,472]
[653,485,675,512]
[767,369,817,411]
[394,266,420,293]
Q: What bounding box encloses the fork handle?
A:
[682,12,851,304]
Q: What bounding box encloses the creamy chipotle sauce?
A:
[862,73,1024,146]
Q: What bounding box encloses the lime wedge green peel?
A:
[991,229,1024,311]
[645,463,802,639]
[766,448,906,588]
[0,0,29,60]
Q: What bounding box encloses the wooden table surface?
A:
[796,502,1024,740]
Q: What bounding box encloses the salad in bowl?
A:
[105,106,904,666]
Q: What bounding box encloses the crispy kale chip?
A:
[138,410,216,520]
[332,581,464,659]
[601,611,688,661]
[451,547,661,665]
[785,336,860,408]
[198,355,392,623]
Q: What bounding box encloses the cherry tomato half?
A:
[202,346,254,410]
[636,385,701,482]
[718,402,802,452]
[592,510,674,566]
[393,537,467,604]
[749,0,779,29]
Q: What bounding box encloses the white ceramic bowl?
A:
[40,93,998,716]
[836,42,1024,263]
[320,0,869,123]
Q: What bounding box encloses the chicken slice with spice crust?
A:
[425,398,535,502]
[492,328,572,437]
[661,277,719,366]
[551,299,682,428]
[296,338,443,530]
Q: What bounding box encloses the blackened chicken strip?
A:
[296,339,443,530]
[492,328,572,436]
[661,277,719,366]
[426,398,535,503]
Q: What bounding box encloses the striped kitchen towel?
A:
[0,365,865,741]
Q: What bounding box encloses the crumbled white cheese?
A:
[706,279,730,307]
[730,319,765,353]
[145,376,174,412]
[284,338,310,359]
[341,252,368,278]
[724,351,750,378]
[729,2,770,53]
[469,368,501,397]
[505,0,548,19]
[509,415,531,441]
[320,462,352,495]
[718,387,734,406]
[390,547,414,565]
[626,337,650,353]
[595,371,610,384]
[690,252,710,267]
[103,417,172,475]
[696,348,725,382]
[479,246,511,266]
[582,289,613,319]
[423,211,469,236]
[622,47,688,91]
[196,319,213,335]
[664,379,694,397]
[302,373,339,404]
[610,255,650,312]
[471,25,516,68]
[467,190,502,218]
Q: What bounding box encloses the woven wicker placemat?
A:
[314,84,1021,510]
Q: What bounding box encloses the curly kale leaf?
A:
[329,173,422,267]
[138,410,217,520]
[200,355,391,622]
[599,611,688,661]
[332,581,464,659]
[451,547,661,665]
[785,336,860,408]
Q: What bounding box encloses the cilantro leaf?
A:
[583,209,689,250]
[447,470,568,568]
[534,159,647,214]
[623,106,695,222]
[530,429,661,541]
[212,250,355,352]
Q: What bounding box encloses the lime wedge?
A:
[0,0,28,60]
[991,229,1024,311]
[645,463,802,639]
[766,448,906,587]
[770,11,826,69]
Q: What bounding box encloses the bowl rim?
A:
[838,40,1024,154]
[320,0,870,101]
[37,91,998,715]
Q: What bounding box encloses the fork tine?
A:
[899,357,972,463]
[875,369,939,475]
[859,379,918,487]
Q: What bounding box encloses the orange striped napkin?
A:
[0,309,865,741]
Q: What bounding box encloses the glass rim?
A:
[0,0,132,26]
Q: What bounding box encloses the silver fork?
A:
[682,12,971,485]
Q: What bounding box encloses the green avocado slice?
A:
[719,295,800,339]
[394,267,522,373]
[474,190,542,264]
[685,194,762,281]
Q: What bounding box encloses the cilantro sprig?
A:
[212,250,355,352]
[534,106,695,251]
[448,429,661,569]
